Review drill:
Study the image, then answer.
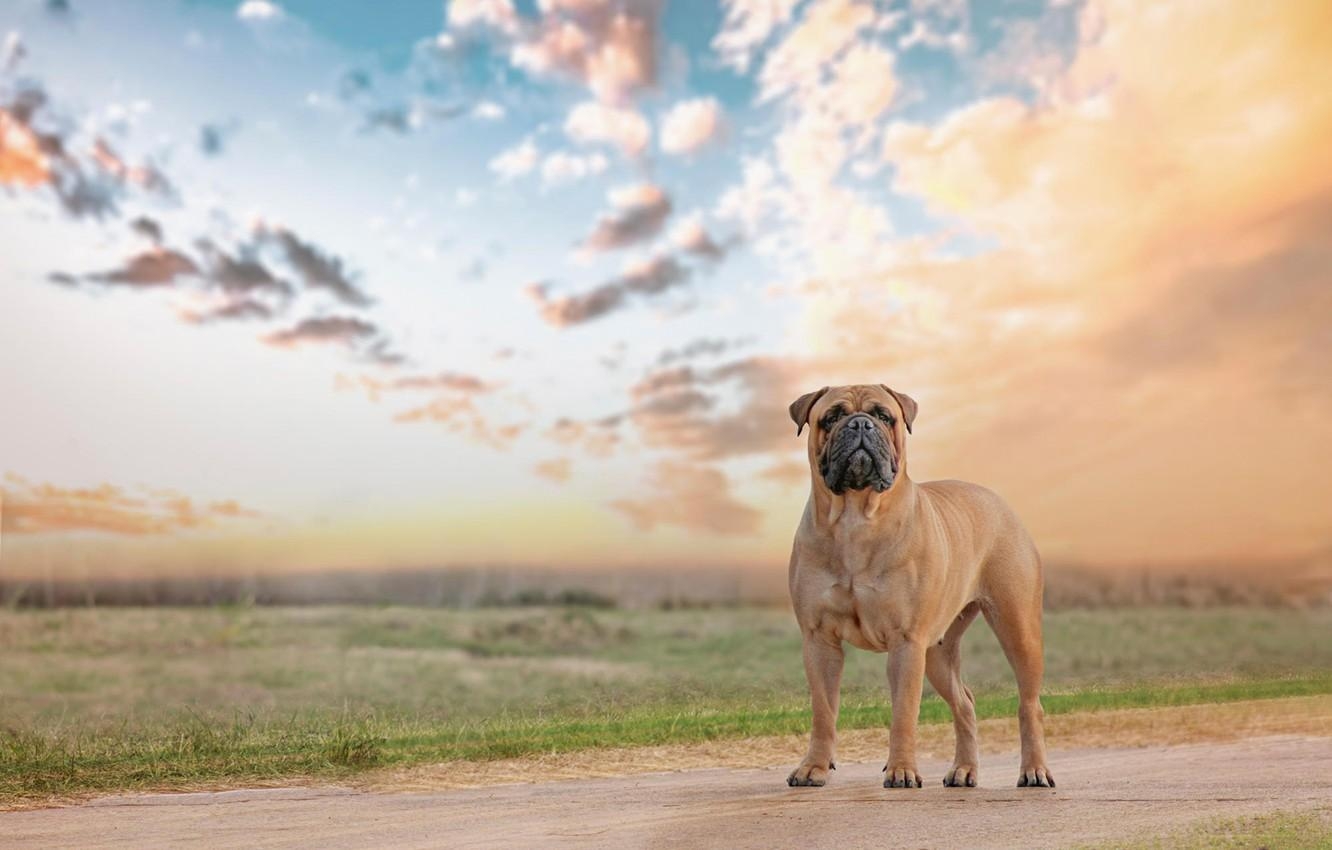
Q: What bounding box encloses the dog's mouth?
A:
[819,427,896,495]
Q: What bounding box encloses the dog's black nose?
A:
[844,413,874,432]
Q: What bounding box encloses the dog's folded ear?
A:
[789,387,829,436]
[881,386,918,434]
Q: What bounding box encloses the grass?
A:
[1083,810,1332,849]
[1,605,1331,804]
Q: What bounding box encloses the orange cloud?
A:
[0,107,50,186]
[392,397,526,449]
[450,0,663,107]
[786,0,1332,565]
[534,457,572,483]
[1,475,263,536]
[610,460,761,535]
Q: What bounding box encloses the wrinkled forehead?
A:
[812,384,898,418]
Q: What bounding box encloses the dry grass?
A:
[358,694,1332,792]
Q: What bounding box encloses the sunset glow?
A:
[2,0,1329,582]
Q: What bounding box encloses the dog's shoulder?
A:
[919,479,1019,525]
[919,478,1000,504]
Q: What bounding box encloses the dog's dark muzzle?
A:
[819,414,896,494]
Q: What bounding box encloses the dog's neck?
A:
[810,473,918,531]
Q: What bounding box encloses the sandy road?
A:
[6,735,1331,849]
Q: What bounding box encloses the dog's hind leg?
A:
[925,601,982,787]
[982,557,1055,788]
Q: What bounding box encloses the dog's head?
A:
[788,385,918,495]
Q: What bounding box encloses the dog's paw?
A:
[786,759,832,787]
[942,764,978,788]
[1017,765,1055,788]
[882,764,923,788]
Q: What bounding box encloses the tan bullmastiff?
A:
[785,384,1054,790]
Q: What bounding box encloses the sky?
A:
[1,0,1330,580]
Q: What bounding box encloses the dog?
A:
[785,384,1053,790]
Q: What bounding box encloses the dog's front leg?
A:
[787,635,844,787]
[884,640,927,788]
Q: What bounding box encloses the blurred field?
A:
[2,604,1331,803]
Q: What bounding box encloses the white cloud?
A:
[488,137,539,181]
[472,101,506,121]
[448,0,520,35]
[541,150,610,186]
[897,18,968,53]
[712,0,801,72]
[672,216,726,259]
[660,97,725,156]
[564,101,651,157]
[757,0,875,104]
[3,30,26,73]
[236,0,283,21]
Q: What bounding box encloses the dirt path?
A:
[6,734,1331,849]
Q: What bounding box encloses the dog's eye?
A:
[820,408,846,429]
[875,409,896,426]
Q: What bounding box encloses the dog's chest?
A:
[801,551,917,652]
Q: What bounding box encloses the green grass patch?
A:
[2,673,1328,805]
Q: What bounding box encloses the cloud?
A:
[897,18,967,54]
[89,137,174,197]
[541,150,609,186]
[472,100,505,121]
[626,356,804,460]
[337,68,373,100]
[526,253,690,327]
[709,2,902,285]
[83,248,200,288]
[756,0,875,105]
[546,415,622,457]
[777,0,1332,565]
[655,336,744,366]
[359,105,413,134]
[525,279,623,327]
[263,315,378,348]
[610,460,762,535]
[660,97,724,156]
[2,31,25,73]
[1,474,262,536]
[534,457,572,483]
[446,0,664,106]
[340,370,494,402]
[129,215,163,245]
[198,121,237,156]
[448,0,521,36]
[563,100,650,157]
[579,182,671,252]
[258,225,371,307]
[392,397,525,449]
[196,239,292,298]
[489,136,539,181]
[712,0,801,73]
[0,83,120,219]
[236,1,283,22]
[671,216,726,260]
[181,297,275,324]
